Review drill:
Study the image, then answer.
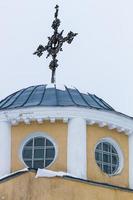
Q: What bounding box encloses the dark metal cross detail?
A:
[33,5,78,83]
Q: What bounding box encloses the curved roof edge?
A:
[0,84,114,112]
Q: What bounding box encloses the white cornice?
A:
[0,107,133,135]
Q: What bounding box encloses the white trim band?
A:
[0,107,133,135]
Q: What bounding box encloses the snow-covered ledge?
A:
[67,118,87,179]
[0,120,11,177]
[35,168,71,178]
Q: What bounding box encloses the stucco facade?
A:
[10,121,129,187]
[0,171,133,200]
[11,121,67,172]
[87,125,129,187]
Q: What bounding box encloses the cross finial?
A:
[33,5,78,84]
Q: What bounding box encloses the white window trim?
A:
[94,137,124,176]
[19,132,58,169]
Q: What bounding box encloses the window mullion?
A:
[44,138,46,167]
[102,142,103,171]
[32,138,35,168]
[110,145,112,174]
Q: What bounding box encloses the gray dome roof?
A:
[0,85,114,111]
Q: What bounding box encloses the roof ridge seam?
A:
[55,85,59,106]
[20,85,40,107]
[88,93,108,110]
[1,88,27,109]
[94,94,114,111]
[74,87,92,108]
[38,85,47,106]
[64,86,79,106]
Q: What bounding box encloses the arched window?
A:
[22,136,56,169]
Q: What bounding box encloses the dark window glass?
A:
[95,152,102,162]
[34,160,44,169]
[26,139,33,147]
[23,149,32,159]
[97,143,102,150]
[34,137,45,146]
[112,166,117,172]
[46,139,53,147]
[103,143,109,152]
[23,136,55,169]
[112,155,118,165]
[34,149,44,158]
[25,160,32,168]
[112,148,117,154]
[103,165,111,174]
[103,153,111,163]
[46,148,55,158]
[45,159,53,167]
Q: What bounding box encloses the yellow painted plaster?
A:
[11,121,67,172]
[87,125,129,187]
[0,172,132,200]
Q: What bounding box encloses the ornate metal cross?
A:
[33,5,78,83]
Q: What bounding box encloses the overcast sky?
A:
[0,0,133,116]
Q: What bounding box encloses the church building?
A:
[0,5,133,200]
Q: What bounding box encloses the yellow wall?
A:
[11,121,129,188]
[87,125,129,187]
[0,172,132,200]
[11,121,67,172]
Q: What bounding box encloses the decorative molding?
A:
[98,122,107,128]
[37,118,43,124]
[117,127,125,133]
[108,124,117,130]
[11,119,18,126]
[50,118,56,123]
[23,118,30,125]
[0,107,133,135]
[87,120,95,125]
[63,118,69,123]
